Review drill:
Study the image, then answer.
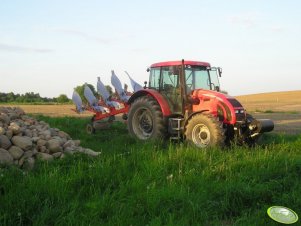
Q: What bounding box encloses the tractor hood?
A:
[190,89,245,124]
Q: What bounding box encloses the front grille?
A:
[236,113,246,121]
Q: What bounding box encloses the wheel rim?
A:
[133,107,153,139]
[192,123,211,148]
[86,124,94,134]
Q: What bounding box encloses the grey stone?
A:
[52,152,62,158]
[73,140,81,146]
[64,149,74,155]
[18,156,25,166]
[31,137,40,143]
[78,148,101,157]
[58,131,70,139]
[38,145,47,153]
[63,140,75,149]
[0,148,13,165]
[37,139,47,147]
[42,130,51,137]
[36,153,54,161]
[23,157,35,170]
[14,107,25,116]
[8,113,19,121]
[24,129,33,137]
[52,136,63,145]
[0,107,8,114]
[5,130,13,139]
[8,122,21,135]
[32,148,38,155]
[0,127,5,135]
[0,113,10,125]
[50,128,58,136]
[23,151,33,159]
[46,139,62,153]
[8,146,24,160]
[64,146,75,152]
[11,136,33,151]
[0,135,12,149]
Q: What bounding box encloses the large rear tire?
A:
[185,114,225,148]
[128,96,166,140]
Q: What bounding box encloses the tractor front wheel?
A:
[128,96,166,140]
[185,114,225,148]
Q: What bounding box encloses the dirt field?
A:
[1,90,300,134]
[236,90,301,113]
[0,104,94,117]
[252,112,301,134]
[236,90,301,134]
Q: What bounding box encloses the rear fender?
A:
[128,89,171,116]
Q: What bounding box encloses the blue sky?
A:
[1,0,300,98]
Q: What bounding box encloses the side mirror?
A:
[146,68,150,72]
[215,86,220,92]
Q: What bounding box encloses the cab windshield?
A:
[185,66,220,93]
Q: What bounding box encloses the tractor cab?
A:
[148,60,222,114]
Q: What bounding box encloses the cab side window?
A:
[161,66,179,91]
[149,67,160,90]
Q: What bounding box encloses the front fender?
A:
[184,110,209,128]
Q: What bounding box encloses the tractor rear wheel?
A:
[128,96,166,140]
[185,114,225,148]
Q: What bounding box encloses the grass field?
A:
[1,116,301,225]
[1,91,301,225]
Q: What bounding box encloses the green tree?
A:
[7,92,15,102]
[105,85,113,95]
[57,94,70,103]
[74,83,98,105]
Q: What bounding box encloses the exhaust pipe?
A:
[249,119,274,133]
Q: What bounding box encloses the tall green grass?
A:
[0,116,300,225]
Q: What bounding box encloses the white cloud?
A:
[0,43,53,53]
[270,26,285,32]
[53,28,111,44]
[229,13,260,28]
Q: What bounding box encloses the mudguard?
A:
[128,89,172,116]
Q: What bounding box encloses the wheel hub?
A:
[192,123,211,148]
[133,107,153,139]
[139,112,153,133]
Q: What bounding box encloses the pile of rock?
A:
[0,107,100,170]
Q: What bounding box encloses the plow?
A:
[72,59,274,148]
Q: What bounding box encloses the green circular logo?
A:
[267,206,298,224]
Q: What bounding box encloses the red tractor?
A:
[127,60,274,147]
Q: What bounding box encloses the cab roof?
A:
[150,60,210,68]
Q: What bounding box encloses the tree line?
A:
[0,92,70,103]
